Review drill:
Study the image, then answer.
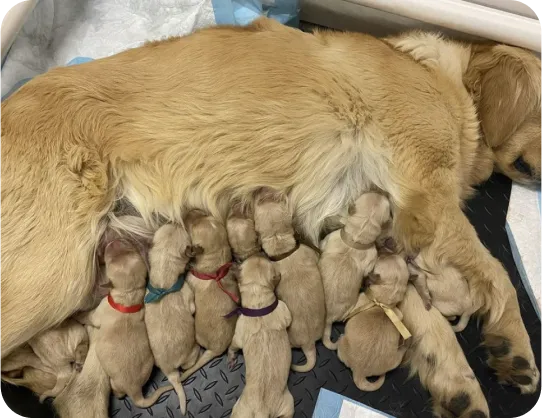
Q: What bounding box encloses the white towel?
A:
[506,183,541,317]
[1,0,216,96]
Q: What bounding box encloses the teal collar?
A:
[145,273,185,304]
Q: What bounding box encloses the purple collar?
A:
[224,299,279,318]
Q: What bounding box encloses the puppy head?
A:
[227,203,260,261]
[238,255,280,290]
[104,239,147,290]
[150,223,193,268]
[2,367,57,395]
[253,188,296,254]
[368,254,409,306]
[345,193,391,244]
[184,209,230,259]
[466,44,541,185]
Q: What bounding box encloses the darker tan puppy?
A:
[79,239,173,407]
[254,189,325,372]
[145,223,200,415]
[181,210,239,381]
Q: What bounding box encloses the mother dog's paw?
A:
[485,334,540,394]
[434,392,489,418]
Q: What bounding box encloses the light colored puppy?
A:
[228,256,294,418]
[319,192,389,350]
[79,239,173,407]
[254,188,325,372]
[338,254,410,391]
[412,255,477,332]
[2,345,57,398]
[180,210,239,381]
[226,203,261,262]
[27,318,89,401]
[145,223,199,415]
[54,326,110,418]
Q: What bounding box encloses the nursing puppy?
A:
[338,254,410,391]
[145,224,199,414]
[3,17,540,400]
[54,326,110,418]
[79,239,173,407]
[228,256,294,418]
[27,319,89,401]
[319,192,389,350]
[412,255,477,332]
[226,203,260,262]
[1,344,57,398]
[254,188,325,372]
[180,210,239,381]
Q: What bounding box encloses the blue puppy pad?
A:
[313,389,395,418]
[212,0,300,27]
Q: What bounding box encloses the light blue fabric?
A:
[313,388,395,418]
[506,222,540,319]
[211,0,299,27]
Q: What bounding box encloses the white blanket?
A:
[506,184,541,317]
[1,0,216,96]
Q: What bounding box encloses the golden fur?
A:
[254,189,325,372]
[181,210,239,380]
[228,256,294,418]
[1,17,540,407]
[78,240,173,408]
[145,224,199,414]
[319,192,388,350]
[53,326,110,418]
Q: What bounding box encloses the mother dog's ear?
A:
[466,44,541,149]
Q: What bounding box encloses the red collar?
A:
[107,294,143,314]
[190,262,239,303]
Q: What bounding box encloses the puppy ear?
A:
[191,245,204,256]
[254,187,285,204]
[366,273,380,285]
[347,203,356,215]
[228,201,252,219]
[468,46,541,148]
[184,246,196,258]
[99,281,114,289]
[183,209,208,226]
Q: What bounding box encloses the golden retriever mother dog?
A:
[2,17,540,401]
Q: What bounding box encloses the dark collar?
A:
[340,229,374,250]
[268,242,300,262]
[224,298,279,318]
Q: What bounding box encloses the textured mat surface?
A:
[2,174,541,418]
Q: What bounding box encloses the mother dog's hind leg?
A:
[419,203,539,393]
[400,286,489,418]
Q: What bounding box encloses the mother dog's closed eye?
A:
[1,16,540,408]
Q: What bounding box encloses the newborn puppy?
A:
[412,255,477,332]
[54,326,110,418]
[2,344,57,397]
[338,254,411,391]
[145,223,199,414]
[79,239,173,407]
[181,210,239,381]
[254,188,325,372]
[319,192,389,350]
[226,203,260,262]
[27,318,89,401]
[228,256,294,418]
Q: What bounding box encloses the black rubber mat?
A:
[2,173,540,418]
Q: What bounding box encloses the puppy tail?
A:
[451,313,470,333]
[291,344,317,373]
[166,371,187,415]
[180,349,217,382]
[354,374,386,392]
[131,385,174,409]
[322,323,338,351]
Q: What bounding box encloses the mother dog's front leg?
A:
[415,202,539,393]
[400,286,489,418]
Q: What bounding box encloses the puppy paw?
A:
[227,350,238,370]
[434,391,489,418]
[485,334,540,394]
